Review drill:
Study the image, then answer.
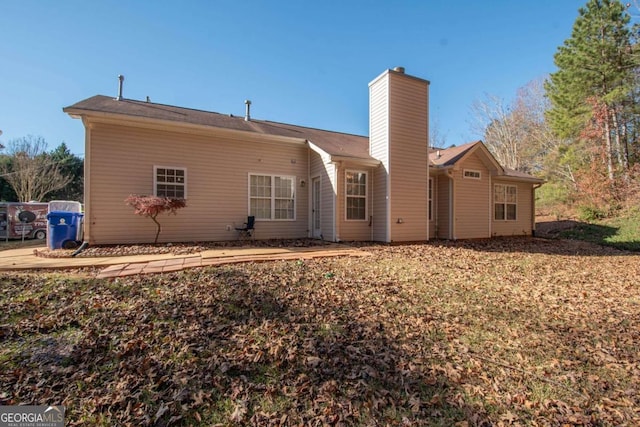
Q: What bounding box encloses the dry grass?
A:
[1,238,639,426]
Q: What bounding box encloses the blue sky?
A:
[1,0,592,157]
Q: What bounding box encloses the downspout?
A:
[307,145,311,238]
[532,183,542,236]
[386,165,391,243]
[71,241,89,257]
[332,162,338,242]
[82,117,92,245]
[447,170,454,240]
[370,168,374,241]
[426,159,430,242]
[433,177,438,238]
[488,174,492,237]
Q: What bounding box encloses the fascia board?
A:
[64,109,307,146]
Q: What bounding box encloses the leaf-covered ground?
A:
[1,238,639,426]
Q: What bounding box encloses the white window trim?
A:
[494,184,517,221]
[248,173,297,221]
[345,169,368,222]
[463,169,482,180]
[153,165,187,198]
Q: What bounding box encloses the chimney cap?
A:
[393,66,405,74]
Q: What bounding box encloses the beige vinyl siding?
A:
[86,122,308,244]
[369,74,389,242]
[387,72,429,242]
[436,175,451,239]
[453,154,490,239]
[336,164,373,241]
[310,150,335,241]
[491,180,534,236]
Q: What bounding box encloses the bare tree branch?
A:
[0,136,73,202]
[471,79,564,174]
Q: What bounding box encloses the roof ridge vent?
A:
[116,75,124,101]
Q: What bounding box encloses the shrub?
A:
[577,205,606,222]
[125,195,187,244]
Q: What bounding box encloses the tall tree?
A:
[471,79,559,174]
[471,93,521,170]
[545,0,638,182]
[0,136,73,202]
[0,155,18,201]
[46,142,84,202]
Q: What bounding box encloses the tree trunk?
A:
[151,214,161,244]
[603,108,615,183]
[616,110,630,173]
[611,109,628,173]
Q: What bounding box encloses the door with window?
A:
[312,177,321,238]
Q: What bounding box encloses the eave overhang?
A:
[63,107,308,146]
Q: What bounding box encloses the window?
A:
[346,170,367,220]
[249,174,295,220]
[428,178,433,221]
[155,166,186,198]
[464,169,481,179]
[494,184,517,221]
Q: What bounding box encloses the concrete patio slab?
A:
[0,243,372,279]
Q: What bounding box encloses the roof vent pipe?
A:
[393,66,405,74]
[116,75,124,101]
[244,99,252,121]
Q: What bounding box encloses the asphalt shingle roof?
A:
[429,141,480,167]
[65,95,542,182]
[64,95,372,161]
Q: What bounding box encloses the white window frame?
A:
[154,166,187,198]
[494,184,517,221]
[345,170,368,221]
[248,174,296,221]
[463,169,481,180]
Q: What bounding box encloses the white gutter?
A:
[331,155,381,167]
[497,175,545,184]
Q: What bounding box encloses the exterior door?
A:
[312,177,321,238]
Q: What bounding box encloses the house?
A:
[64,67,543,245]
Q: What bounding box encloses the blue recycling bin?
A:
[47,211,84,249]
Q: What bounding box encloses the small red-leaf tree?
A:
[125,195,187,244]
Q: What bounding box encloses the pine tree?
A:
[545,0,637,182]
[47,142,84,202]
